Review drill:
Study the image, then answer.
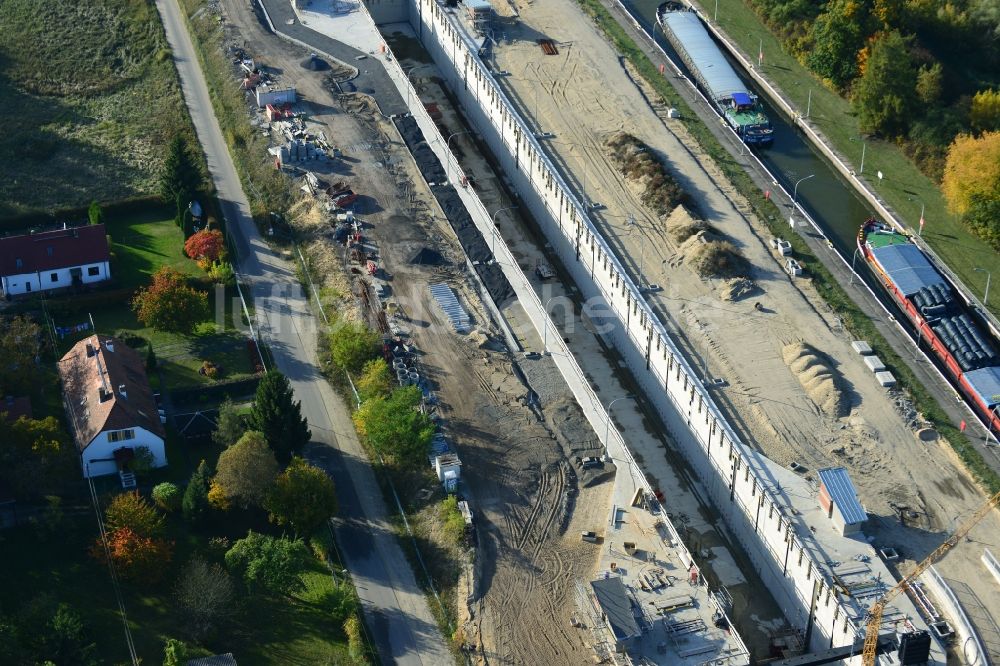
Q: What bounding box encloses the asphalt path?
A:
[155,1,449,663]
[255,0,408,115]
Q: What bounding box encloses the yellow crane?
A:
[862,490,1000,665]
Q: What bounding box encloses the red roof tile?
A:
[0,224,110,276]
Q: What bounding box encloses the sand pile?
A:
[679,232,750,279]
[606,131,687,215]
[666,205,713,243]
[720,277,757,301]
[782,342,848,418]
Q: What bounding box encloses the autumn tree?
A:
[131,267,209,334]
[356,358,392,402]
[971,89,1000,132]
[266,457,337,536]
[174,558,236,640]
[184,229,226,266]
[105,491,164,537]
[214,431,279,509]
[247,371,311,464]
[353,385,435,466]
[962,193,1000,251]
[212,398,247,448]
[328,321,381,374]
[0,315,42,395]
[92,526,173,584]
[942,131,1000,215]
[0,416,76,499]
[915,62,943,105]
[853,30,917,136]
[807,0,869,88]
[183,460,212,523]
[160,134,201,211]
[224,532,309,596]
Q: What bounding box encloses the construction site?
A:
[214,0,1000,663]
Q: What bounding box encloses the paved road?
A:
[255,0,408,115]
[155,1,450,663]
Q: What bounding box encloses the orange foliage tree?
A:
[131,267,209,334]
[184,230,226,267]
[91,526,173,583]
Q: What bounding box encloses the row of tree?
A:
[748,0,999,180]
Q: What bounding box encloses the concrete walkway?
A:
[156,1,449,663]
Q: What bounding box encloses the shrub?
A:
[152,482,182,512]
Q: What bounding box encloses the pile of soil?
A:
[782,342,848,418]
[679,232,750,279]
[720,277,757,301]
[665,205,713,243]
[606,131,687,215]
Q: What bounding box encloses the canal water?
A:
[623,0,873,255]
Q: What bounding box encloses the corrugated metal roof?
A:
[964,366,1000,409]
[591,577,640,641]
[660,11,746,102]
[869,242,945,297]
[817,467,867,525]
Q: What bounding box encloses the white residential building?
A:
[0,224,111,297]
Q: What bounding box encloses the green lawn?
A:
[691,0,1000,316]
[44,205,256,391]
[106,205,202,290]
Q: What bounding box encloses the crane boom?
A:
[862,490,1000,665]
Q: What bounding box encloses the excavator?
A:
[861,490,1000,665]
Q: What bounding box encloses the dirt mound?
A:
[782,342,848,418]
[665,205,714,243]
[720,277,757,301]
[410,247,448,265]
[301,54,329,71]
[679,232,750,279]
[606,131,687,215]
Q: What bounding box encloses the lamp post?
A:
[789,174,814,227]
[491,205,518,255]
[404,65,432,110]
[446,130,472,183]
[604,395,637,453]
[975,267,991,307]
[543,295,561,354]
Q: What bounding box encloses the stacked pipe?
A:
[931,311,998,371]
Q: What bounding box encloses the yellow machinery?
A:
[862,490,1000,665]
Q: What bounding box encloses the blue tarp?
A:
[964,366,1000,409]
[732,92,752,106]
[818,467,867,525]
[869,243,945,297]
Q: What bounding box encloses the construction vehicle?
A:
[862,490,1000,665]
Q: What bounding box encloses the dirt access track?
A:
[217,1,616,664]
[492,0,1000,653]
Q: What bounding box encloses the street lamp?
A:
[604,395,637,451]
[446,130,472,183]
[491,205,518,255]
[404,64,432,110]
[975,267,991,307]
[789,174,814,227]
[542,295,562,354]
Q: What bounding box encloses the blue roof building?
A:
[817,467,867,535]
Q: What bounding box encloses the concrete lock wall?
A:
[393,0,863,655]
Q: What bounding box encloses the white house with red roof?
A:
[0,224,111,297]
[58,336,166,478]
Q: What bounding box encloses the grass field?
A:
[0,0,190,218]
[106,206,203,290]
[689,0,1000,317]
[1,453,353,665]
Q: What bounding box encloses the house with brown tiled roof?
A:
[0,224,111,297]
[58,335,166,478]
